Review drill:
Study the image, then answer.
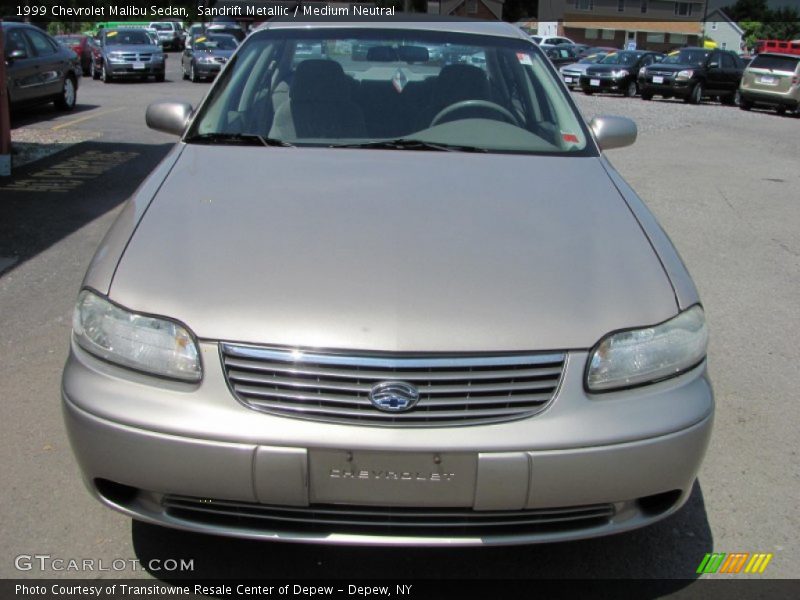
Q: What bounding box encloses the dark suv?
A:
[638,47,745,105]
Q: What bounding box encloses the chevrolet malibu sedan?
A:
[63,19,713,546]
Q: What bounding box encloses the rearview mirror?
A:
[146,100,193,136]
[589,116,637,151]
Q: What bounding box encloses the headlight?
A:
[153,52,165,61]
[107,52,125,62]
[72,290,202,382]
[638,67,647,77]
[197,54,215,63]
[611,69,629,78]
[676,69,694,80]
[586,306,708,392]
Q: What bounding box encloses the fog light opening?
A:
[637,489,682,516]
[95,478,139,506]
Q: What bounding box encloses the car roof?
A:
[258,16,529,41]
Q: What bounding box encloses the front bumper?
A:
[194,61,224,77]
[62,340,714,545]
[638,77,692,98]
[580,76,627,93]
[107,62,165,77]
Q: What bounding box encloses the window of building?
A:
[711,22,718,31]
[674,2,692,16]
[641,0,648,14]
[586,28,600,39]
[670,33,688,44]
[466,0,478,14]
[601,29,615,40]
[646,33,665,43]
[576,0,594,10]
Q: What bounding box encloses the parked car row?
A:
[555,45,798,115]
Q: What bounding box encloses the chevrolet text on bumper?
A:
[63,19,714,546]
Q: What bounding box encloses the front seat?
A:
[424,64,493,127]
[269,60,367,140]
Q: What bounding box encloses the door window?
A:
[25,29,57,57]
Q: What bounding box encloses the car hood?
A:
[105,44,161,53]
[561,62,592,73]
[646,63,695,72]
[109,146,677,352]
[586,64,633,74]
[197,49,235,58]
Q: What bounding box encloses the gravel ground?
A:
[10,128,101,169]
[572,91,799,136]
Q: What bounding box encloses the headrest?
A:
[291,60,351,103]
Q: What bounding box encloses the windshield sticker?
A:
[516,53,533,66]
[392,68,408,93]
[195,36,206,43]
[562,133,579,144]
[106,31,118,37]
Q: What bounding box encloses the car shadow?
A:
[132,481,712,590]
[10,103,101,128]
[0,140,174,276]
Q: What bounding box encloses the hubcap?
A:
[64,79,75,106]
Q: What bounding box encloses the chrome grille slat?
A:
[224,357,563,381]
[221,344,565,426]
[228,370,558,395]
[163,495,614,536]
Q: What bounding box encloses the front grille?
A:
[221,344,565,426]
[163,495,614,538]
[117,52,152,62]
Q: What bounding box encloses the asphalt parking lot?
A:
[0,53,798,584]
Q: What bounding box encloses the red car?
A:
[55,34,91,75]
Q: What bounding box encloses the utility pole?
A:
[0,19,12,177]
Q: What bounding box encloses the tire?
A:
[54,76,77,111]
[190,62,199,83]
[583,88,593,95]
[90,60,99,80]
[625,81,637,98]
[641,92,653,101]
[182,63,188,80]
[155,73,165,83]
[101,63,112,83]
[776,105,786,115]
[739,98,753,111]
[686,82,703,104]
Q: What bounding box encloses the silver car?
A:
[63,19,713,546]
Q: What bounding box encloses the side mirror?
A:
[146,100,193,136]
[590,115,637,151]
[708,61,719,69]
[7,49,27,61]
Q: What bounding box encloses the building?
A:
[704,8,744,52]
[429,0,505,20]
[541,0,708,52]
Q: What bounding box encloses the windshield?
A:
[663,49,709,66]
[57,36,83,44]
[189,28,591,156]
[104,30,151,45]
[194,35,237,50]
[598,52,639,65]
[151,23,172,31]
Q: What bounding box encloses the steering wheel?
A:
[430,100,522,128]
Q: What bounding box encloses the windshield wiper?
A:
[331,139,488,153]
[184,133,293,147]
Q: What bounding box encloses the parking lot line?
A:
[51,107,127,131]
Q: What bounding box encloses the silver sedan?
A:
[63,19,713,546]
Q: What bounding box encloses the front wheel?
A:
[583,88,593,95]
[90,60,99,80]
[625,81,637,98]
[686,82,703,105]
[155,72,165,83]
[54,76,77,111]
[190,63,199,83]
[641,92,653,101]
[101,63,112,83]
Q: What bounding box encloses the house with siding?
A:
[704,8,745,52]
[540,0,707,52]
